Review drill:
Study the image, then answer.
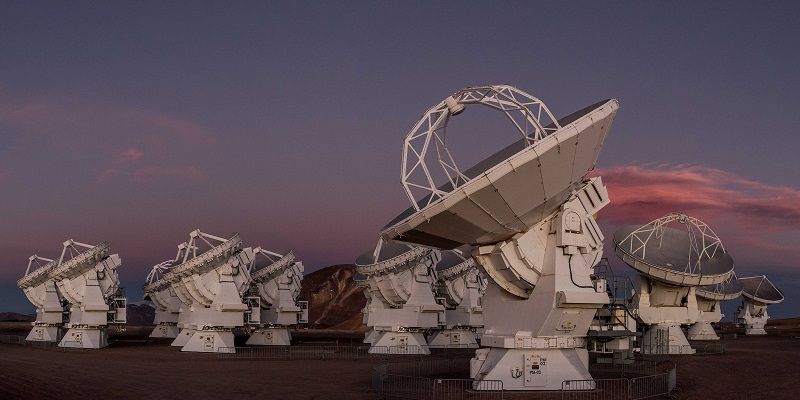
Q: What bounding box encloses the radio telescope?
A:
[244,247,307,346]
[143,244,187,338]
[614,213,734,354]
[381,85,618,390]
[356,239,444,354]
[428,249,485,348]
[18,254,66,342]
[49,240,127,349]
[150,229,254,352]
[689,273,742,340]
[735,275,784,335]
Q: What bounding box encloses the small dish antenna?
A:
[614,213,734,354]
[735,275,784,335]
[153,229,254,353]
[689,273,743,340]
[18,255,66,343]
[356,239,444,354]
[143,243,187,339]
[244,248,307,346]
[428,248,486,349]
[381,84,619,390]
[45,240,127,349]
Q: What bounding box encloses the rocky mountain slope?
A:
[300,264,366,331]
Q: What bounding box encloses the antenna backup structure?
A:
[245,248,307,345]
[143,244,187,338]
[614,213,734,354]
[18,255,66,342]
[735,275,784,335]
[147,229,253,352]
[428,250,485,348]
[51,240,126,348]
[689,273,742,340]
[381,85,618,390]
[356,239,444,354]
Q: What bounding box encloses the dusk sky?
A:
[1,2,798,318]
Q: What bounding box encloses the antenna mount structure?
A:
[381,85,619,390]
[614,213,734,354]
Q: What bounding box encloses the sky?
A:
[1,2,798,318]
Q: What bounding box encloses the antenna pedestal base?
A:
[59,327,108,349]
[471,347,591,391]
[369,331,429,354]
[171,329,195,347]
[181,330,235,353]
[150,323,180,338]
[26,325,62,342]
[364,329,381,344]
[640,324,695,354]
[246,327,292,346]
[735,301,769,335]
[687,322,719,341]
[428,328,478,348]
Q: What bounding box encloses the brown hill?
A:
[300,264,366,331]
[0,312,34,322]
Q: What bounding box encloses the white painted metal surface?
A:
[689,273,743,340]
[146,229,253,353]
[735,275,784,335]
[143,244,187,339]
[381,84,619,390]
[18,240,127,349]
[614,213,735,353]
[18,255,66,342]
[428,250,485,348]
[356,239,444,354]
[245,248,306,346]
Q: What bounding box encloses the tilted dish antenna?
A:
[157,229,254,353]
[381,84,619,390]
[356,239,444,354]
[244,247,307,346]
[428,249,486,349]
[690,272,743,340]
[143,243,187,339]
[18,255,66,342]
[614,213,734,353]
[48,240,127,349]
[735,275,784,335]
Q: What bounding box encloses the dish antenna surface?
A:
[18,255,67,342]
[47,240,127,348]
[428,249,486,349]
[689,273,743,340]
[244,248,307,346]
[143,244,187,338]
[151,229,253,352]
[356,239,444,354]
[735,275,784,335]
[381,85,618,390]
[614,213,734,354]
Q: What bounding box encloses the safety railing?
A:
[215,344,472,360]
[693,342,725,355]
[638,344,695,355]
[561,361,676,400]
[0,334,26,344]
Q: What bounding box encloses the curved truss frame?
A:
[617,213,725,276]
[401,84,561,210]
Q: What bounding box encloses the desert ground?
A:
[1,321,799,400]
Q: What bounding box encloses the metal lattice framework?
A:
[617,213,725,276]
[401,84,561,210]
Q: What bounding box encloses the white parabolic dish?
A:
[381,97,618,250]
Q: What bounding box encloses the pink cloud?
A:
[130,165,206,184]
[592,164,800,268]
[119,148,144,163]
